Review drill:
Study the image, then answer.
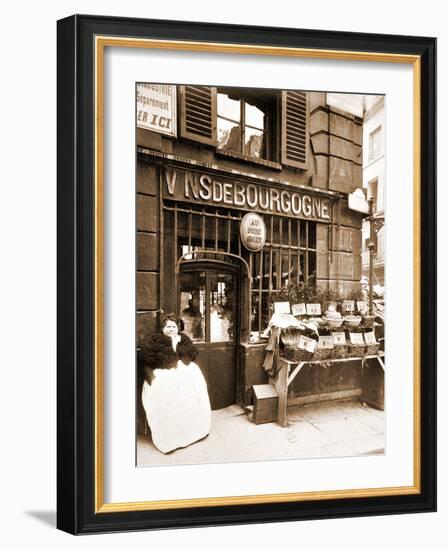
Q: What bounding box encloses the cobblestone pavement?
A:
[137,399,385,467]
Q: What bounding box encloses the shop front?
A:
[136,86,374,431]
[137,160,356,411]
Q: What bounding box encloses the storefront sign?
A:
[136,84,177,136]
[163,168,332,222]
[240,213,266,252]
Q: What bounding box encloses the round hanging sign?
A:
[240,213,266,252]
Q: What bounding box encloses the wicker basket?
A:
[362,315,376,328]
[324,317,344,329]
[365,343,380,356]
[332,344,348,359]
[282,345,314,362]
[313,317,328,329]
[346,344,366,358]
[314,346,332,360]
[344,316,362,329]
[279,327,302,347]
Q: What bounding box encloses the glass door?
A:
[180,267,238,410]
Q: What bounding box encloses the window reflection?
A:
[209,272,234,343]
[245,102,264,129]
[244,127,263,157]
[217,93,241,122]
[217,92,267,159]
[180,270,234,344]
[180,271,206,342]
[218,118,242,153]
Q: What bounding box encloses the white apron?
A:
[141,360,211,454]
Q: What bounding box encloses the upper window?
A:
[217,93,267,159]
[178,86,309,169]
[216,89,277,161]
[368,125,382,162]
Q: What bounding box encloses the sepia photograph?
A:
[53,11,436,533]
[135,84,386,466]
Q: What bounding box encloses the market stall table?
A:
[271,353,385,427]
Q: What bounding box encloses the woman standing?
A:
[139,314,211,454]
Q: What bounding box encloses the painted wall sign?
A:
[136,84,177,136]
[326,93,364,118]
[163,168,332,222]
[240,213,266,252]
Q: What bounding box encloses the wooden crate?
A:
[252,384,279,424]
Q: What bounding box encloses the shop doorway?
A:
[179,264,239,410]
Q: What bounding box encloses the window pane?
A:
[308,252,317,286]
[218,117,242,152]
[217,93,241,122]
[251,292,270,333]
[180,272,206,342]
[308,222,316,248]
[245,102,265,129]
[244,126,264,158]
[368,126,382,161]
[281,253,291,287]
[209,272,234,342]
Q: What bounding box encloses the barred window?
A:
[162,201,316,338]
[250,216,316,334]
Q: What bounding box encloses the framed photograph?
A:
[57,14,436,534]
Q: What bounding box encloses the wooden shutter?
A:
[281,91,309,169]
[179,86,217,146]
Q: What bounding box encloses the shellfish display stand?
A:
[271,353,385,427]
[260,302,385,426]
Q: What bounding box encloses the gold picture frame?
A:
[57,15,436,534]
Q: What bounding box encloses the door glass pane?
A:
[209,272,234,343]
[180,271,206,342]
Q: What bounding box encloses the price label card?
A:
[364,331,377,344]
[291,303,307,316]
[298,335,317,353]
[342,300,355,313]
[333,332,346,345]
[306,303,322,316]
[357,301,368,314]
[318,336,334,349]
[349,332,365,345]
[274,301,291,314]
